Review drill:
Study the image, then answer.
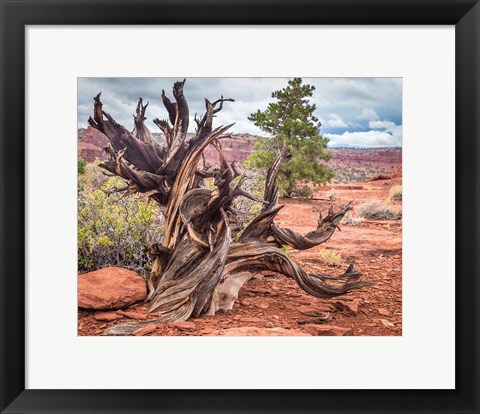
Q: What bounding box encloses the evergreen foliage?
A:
[245,78,334,196]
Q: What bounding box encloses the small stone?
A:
[258,302,270,309]
[200,328,217,335]
[303,324,353,336]
[117,310,147,320]
[376,308,390,316]
[133,324,156,336]
[93,312,121,322]
[173,321,196,331]
[380,319,395,328]
[335,300,359,315]
[239,298,253,306]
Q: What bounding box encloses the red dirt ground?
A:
[78,176,402,336]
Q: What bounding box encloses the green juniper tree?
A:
[245,78,334,197]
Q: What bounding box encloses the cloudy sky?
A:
[78,77,402,148]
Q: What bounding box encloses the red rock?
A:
[93,312,121,322]
[78,126,109,162]
[283,303,299,311]
[376,308,390,316]
[117,310,147,320]
[252,287,271,295]
[257,302,270,309]
[199,327,216,335]
[242,317,264,323]
[173,321,196,331]
[239,297,253,306]
[335,300,360,315]
[380,319,395,328]
[217,327,310,336]
[78,267,147,310]
[299,304,333,315]
[133,324,157,336]
[203,134,256,166]
[303,324,353,336]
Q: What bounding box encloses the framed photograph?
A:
[76,75,403,339]
[1,1,479,413]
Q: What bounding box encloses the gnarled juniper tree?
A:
[88,79,371,322]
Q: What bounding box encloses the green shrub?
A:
[356,201,398,220]
[388,185,402,202]
[318,249,342,267]
[78,157,87,175]
[296,186,313,198]
[78,164,164,276]
[231,173,266,239]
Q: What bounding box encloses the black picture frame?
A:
[1,1,479,413]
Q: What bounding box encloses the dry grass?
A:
[356,201,398,220]
[340,212,364,227]
[387,185,402,202]
[318,249,342,267]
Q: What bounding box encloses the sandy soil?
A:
[78,177,402,336]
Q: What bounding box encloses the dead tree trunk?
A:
[89,79,372,321]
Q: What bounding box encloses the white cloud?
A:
[78,77,402,147]
[325,124,402,148]
[360,107,379,121]
[323,114,348,128]
[369,119,396,129]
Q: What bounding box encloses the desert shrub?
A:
[233,174,265,215]
[388,185,402,202]
[296,186,313,198]
[281,244,290,257]
[78,157,87,175]
[356,201,398,220]
[78,164,164,276]
[231,173,266,238]
[318,249,342,267]
[202,177,216,191]
[340,212,364,227]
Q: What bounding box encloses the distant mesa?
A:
[368,166,403,181]
[77,127,402,182]
[78,126,110,162]
[202,133,257,165]
[77,126,257,166]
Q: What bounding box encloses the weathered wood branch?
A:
[91,79,372,322]
[132,98,157,145]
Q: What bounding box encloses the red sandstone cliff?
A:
[77,129,401,182]
[202,134,257,165]
[78,127,110,162]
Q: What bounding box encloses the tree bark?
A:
[90,80,373,322]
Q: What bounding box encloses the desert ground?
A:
[78,173,402,336]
